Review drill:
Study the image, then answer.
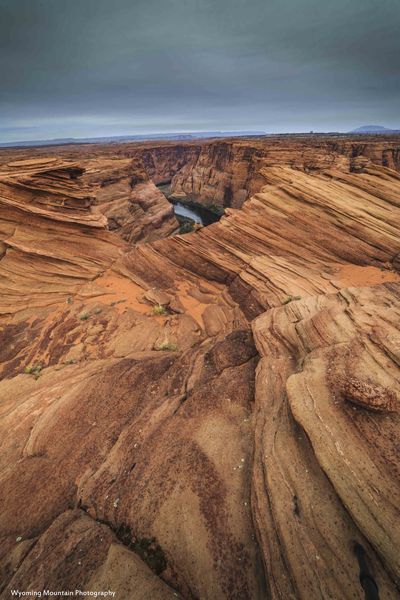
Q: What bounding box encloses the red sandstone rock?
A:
[0,136,400,599]
[342,378,398,412]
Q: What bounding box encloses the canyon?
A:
[0,134,399,599]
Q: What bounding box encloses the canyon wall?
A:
[81,156,179,243]
[130,135,400,208]
[0,137,400,599]
[2,135,399,211]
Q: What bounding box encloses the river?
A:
[172,201,221,226]
[157,183,223,227]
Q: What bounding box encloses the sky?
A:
[0,0,399,142]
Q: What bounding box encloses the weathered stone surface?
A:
[1,511,178,599]
[130,135,400,208]
[82,157,179,242]
[252,285,400,599]
[0,136,400,599]
[342,378,398,412]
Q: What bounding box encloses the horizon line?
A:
[2,127,400,149]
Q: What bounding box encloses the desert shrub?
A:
[152,304,167,315]
[179,220,195,234]
[156,342,178,351]
[24,364,43,379]
[205,203,225,217]
[282,295,302,305]
[110,299,126,306]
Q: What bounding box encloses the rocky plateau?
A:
[0,135,399,599]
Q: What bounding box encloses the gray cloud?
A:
[0,0,399,141]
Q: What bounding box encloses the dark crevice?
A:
[74,506,189,597]
[292,495,300,517]
[77,506,168,576]
[353,543,380,600]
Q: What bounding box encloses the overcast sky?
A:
[0,0,399,142]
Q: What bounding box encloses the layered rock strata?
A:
[0,139,399,599]
[81,156,179,242]
[129,136,400,208]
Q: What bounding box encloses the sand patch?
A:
[89,273,149,313]
[175,281,217,328]
[331,264,400,287]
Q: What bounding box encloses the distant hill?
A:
[350,125,400,134]
[0,130,266,149]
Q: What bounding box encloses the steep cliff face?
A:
[129,136,400,209]
[2,135,399,212]
[0,155,179,248]
[0,139,400,599]
[169,142,267,207]
[137,144,202,185]
[333,139,400,171]
[82,156,179,242]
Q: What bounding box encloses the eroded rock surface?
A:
[0,136,399,599]
[82,156,179,242]
[132,135,400,208]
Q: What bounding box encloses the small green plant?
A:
[179,220,196,234]
[152,304,167,315]
[110,299,126,307]
[282,295,302,305]
[79,312,89,321]
[24,364,43,379]
[64,358,77,365]
[66,296,73,304]
[176,214,196,234]
[93,307,102,315]
[205,203,225,217]
[156,342,178,352]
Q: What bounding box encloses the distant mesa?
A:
[350,125,400,134]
